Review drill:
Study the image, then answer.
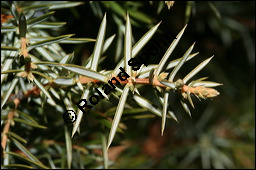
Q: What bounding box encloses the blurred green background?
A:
[52,1,255,169]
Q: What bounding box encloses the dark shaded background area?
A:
[52,1,254,168]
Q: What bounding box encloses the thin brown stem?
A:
[78,76,167,87]
[7,76,168,106]
[1,109,15,151]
